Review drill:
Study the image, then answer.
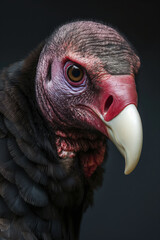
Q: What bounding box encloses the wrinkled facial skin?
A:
[35,21,140,177]
[36,50,104,133]
[36,21,139,132]
[43,57,99,130]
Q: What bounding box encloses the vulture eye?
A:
[64,61,85,86]
[67,65,83,82]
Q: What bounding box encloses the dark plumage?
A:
[0,21,140,240]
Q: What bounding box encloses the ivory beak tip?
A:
[124,154,141,175]
[124,170,129,175]
[124,167,133,175]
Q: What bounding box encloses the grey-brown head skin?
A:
[47,21,140,75]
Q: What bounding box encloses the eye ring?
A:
[64,61,86,86]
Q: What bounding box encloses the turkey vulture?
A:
[0,21,143,240]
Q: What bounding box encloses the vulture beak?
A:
[103,104,143,175]
[92,75,143,175]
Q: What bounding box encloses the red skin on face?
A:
[93,74,138,121]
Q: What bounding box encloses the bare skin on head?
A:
[36,21,142,177]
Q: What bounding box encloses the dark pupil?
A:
[71,66,81,78]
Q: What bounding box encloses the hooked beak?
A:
[102,104,143,175]
[91,75,143,175]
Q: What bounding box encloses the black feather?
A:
[15,170,48,207]
[7,138,48,186]
[0,197,12,218]
[0,180,29,216]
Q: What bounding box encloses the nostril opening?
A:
[104,95,113,114]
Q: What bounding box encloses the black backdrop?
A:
[0,1,160,239]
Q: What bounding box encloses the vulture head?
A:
[36,21,143,177]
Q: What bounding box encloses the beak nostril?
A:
[104,95,113,114]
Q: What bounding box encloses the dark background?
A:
[0,1,160,239]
